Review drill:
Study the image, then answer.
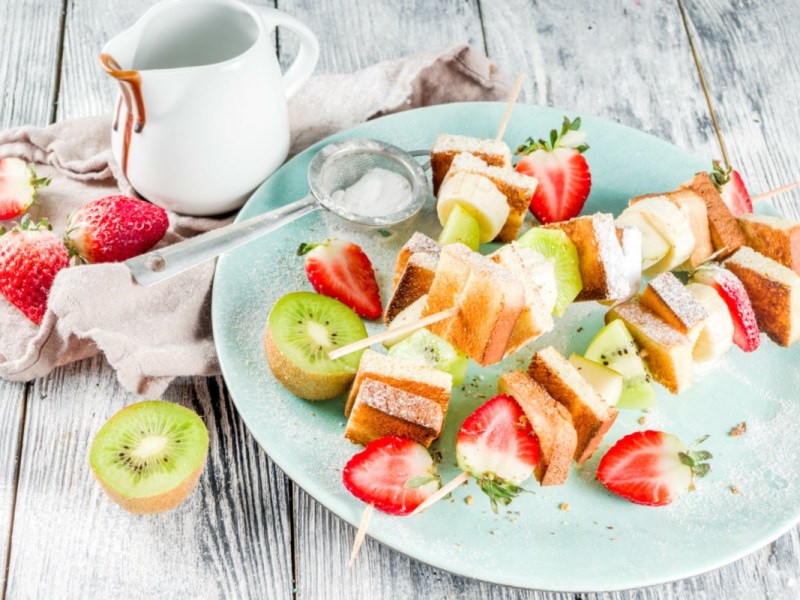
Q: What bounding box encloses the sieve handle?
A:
[125,194,320,287]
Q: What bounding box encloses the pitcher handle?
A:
[254,7,319,100]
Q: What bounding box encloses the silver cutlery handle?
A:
[126,194,320,286]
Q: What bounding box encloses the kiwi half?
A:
[265,291,367,400]
[89,401,209,514]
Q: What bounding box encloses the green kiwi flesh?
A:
[517,227,582,316]
[388,328,468,386]
[268,291,367,375]
[89,401,209,507]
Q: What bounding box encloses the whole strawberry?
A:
[0,216,69,324]
[0,158,51,220]
[516,116,592,224]
[65,195,169,264]
[299,239,382,319]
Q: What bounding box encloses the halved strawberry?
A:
[299,239,382,319]
[597,430,712,507]
[0,158,51,220]
[456,394,540,513]
[691,264,760,352]
[709,160,752,217]
[0,216,69,324]
[516,116,592,224]
[342,436,440,516]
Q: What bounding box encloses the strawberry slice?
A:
[456,394,540,513]
[709,160,753,217]
[597,430,712,506]
[342,436,440,516]
[515,116,592,224]
[300,239,382,319]
[0,216,69,324]
[691,264,760,352]
[0,158,51,220]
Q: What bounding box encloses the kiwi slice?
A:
[584,320,657,409]
[517,227,582,316]
[439,203,481,251]
[389,328,468,386]
[89,400,209,514]
[265,291,367,400]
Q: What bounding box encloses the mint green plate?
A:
[212,103,797,592]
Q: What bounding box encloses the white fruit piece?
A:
[437,171,510,243]
[620,196,695,274]
[685,282,734,360]
[616,209,669,270]
[383,295,428,348]
[617,226,643,299]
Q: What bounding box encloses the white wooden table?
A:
[2,1,799,598]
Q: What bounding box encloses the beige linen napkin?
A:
[0,44,509,396]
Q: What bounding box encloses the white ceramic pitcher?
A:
[100,0,319,215]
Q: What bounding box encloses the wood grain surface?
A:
[1,0,800,598]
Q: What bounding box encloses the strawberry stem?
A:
[516,116,589,155]
[296,242,322,256]
[475,474,528,514]
[708,160,731,192]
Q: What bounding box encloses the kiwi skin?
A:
[95,461,206,515]
[89,401,208,515]
[264,326,355,401]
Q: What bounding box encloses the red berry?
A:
[342,436,439,516]
[0,158,50,220]
[65,195,169,264]
[0,217,69,324]
[300,239,382,319]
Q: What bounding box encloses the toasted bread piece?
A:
[545,213,630,302]
[430,134,512,195]
[738,213,800,275]
[640,272,707,339]
[424,244,525,366]
[490,243,555,354]
[682,172,745,258]
[725,246,800,346]
[345,378,444,447]
[498,371,577,485]
[446,152,537,242]
[606,301,693,394]
[344,350,452,417]
[527,346,618,464]
[631,189,713,270]
[384,252,438,323]
[392,232,440,287]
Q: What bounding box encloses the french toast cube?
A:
[424,244,525,366]
[631,189,713,270]
[545,213,630,302]
[384,252,438,323]
[527,346,618,464]
[498,371,577,486]
[725,246,800,347]
[490,243,555,354]
[639,272,708,338]
[682,172,745,258]
[446,152,537,242]
[392,232,440,288]
[430,134,512,195]
[605,301,693,394]
[738,213,800,275]
[345,378,444,448]
[344,350,452,418]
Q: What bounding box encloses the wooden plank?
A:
[0,0,64,595]
[4,359,294,599]
[4,1,293,598]
[0,0,64,129]
[480,0,718,156]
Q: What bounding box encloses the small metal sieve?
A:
[126,139,429,286]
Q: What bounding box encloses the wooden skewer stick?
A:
[328,307,458,361]
[752,181,800,204]
[495,73,525,141]
[409,471,470,517]
[348,502,374,567]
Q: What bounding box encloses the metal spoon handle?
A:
[126,194,320,286]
